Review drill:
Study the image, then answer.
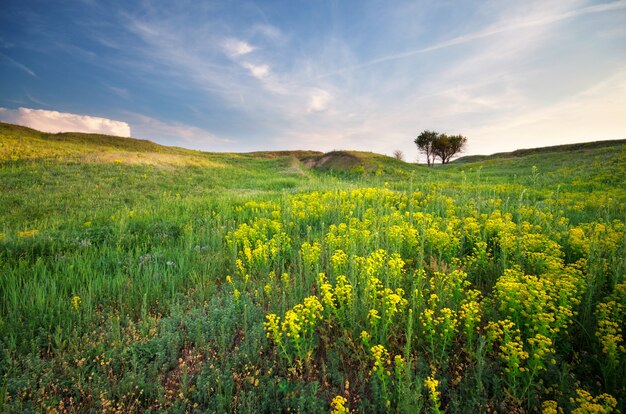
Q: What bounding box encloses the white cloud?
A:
[0,107,131,136]
[223,38,255,57]
[242,62,270,79]
[307,89,332,113]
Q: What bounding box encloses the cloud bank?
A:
[0,107,131,137]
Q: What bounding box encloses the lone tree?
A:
[415,130,467,165]
[392,149,405,161]
[433,134,467,164]
[414,130,438,166]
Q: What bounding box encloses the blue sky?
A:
[1,0,625,160]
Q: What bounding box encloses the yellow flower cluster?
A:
[421,307,458,340]
[425,226,460,258]
[71,295,82,312]
[541,400,561,414]
[568,227,589,257]
[526,333,554,372]
[263,295,324,362]
[459,291,482,343]
[330,395,349,414]
[226,218,291,275]
[382,288,407,321]
[424,374,442,413]
[334,276,353,308]
[368,309,381,327]
[494,265,584,341]
[595,282,626,364]
[325,221,372,252]
[17,229,39,238]
[387,221,418,251]
[330,249,349,273]
[487,319,528,375]
[317,273,354,320]
[370,344,390,378]
[318,273,335,310]
[570,389,618,414]
[245,186,622,409]
[427,269,470,306]
[483,210,517,250]
[264,313,282,344]
[284,296,324,339]
[241,200,279,215]
[424,375,440,401]
[300,241,321,269]
[519,229,565,273]
[462,217,482,244]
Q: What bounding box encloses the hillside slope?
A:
[442,138,626,192]
[0,122,222,167]
[454,139,626,163]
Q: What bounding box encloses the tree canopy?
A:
[414,131,467,165]
[414,130,438,166]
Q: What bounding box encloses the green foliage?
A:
[414,129,438,166]
[415,130,468,165]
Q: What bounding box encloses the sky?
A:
[1,0,625,161]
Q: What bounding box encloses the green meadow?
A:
[1,122,625,413]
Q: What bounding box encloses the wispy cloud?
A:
[223,38,255,57]
[307,89,332,113]
[316,0,626,79]
[0,107,131,136]
[107,85,130,99]
[242,62,270,79]
[0,52,36,77]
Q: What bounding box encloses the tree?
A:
[392,149,405,161]
[414,130,438,167]
[432,134,467,164]
[415,131,467,165]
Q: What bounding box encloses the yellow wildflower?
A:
[330,395,349,414]
[17,229,39,238]
[71,295,82,312]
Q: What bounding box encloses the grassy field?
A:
[1,121,625,413]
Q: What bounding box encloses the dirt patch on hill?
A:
[281,156,308,175]
[301,151,364,171]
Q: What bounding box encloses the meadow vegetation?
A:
[1,122,625,413]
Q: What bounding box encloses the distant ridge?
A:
[454,139,626,163]
[3,121,624,171]
[0,121,186,154]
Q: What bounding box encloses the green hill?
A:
[443,138,626,192]
[0,122,222,166]
[0,121,421,177]
[453,139,626,163]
